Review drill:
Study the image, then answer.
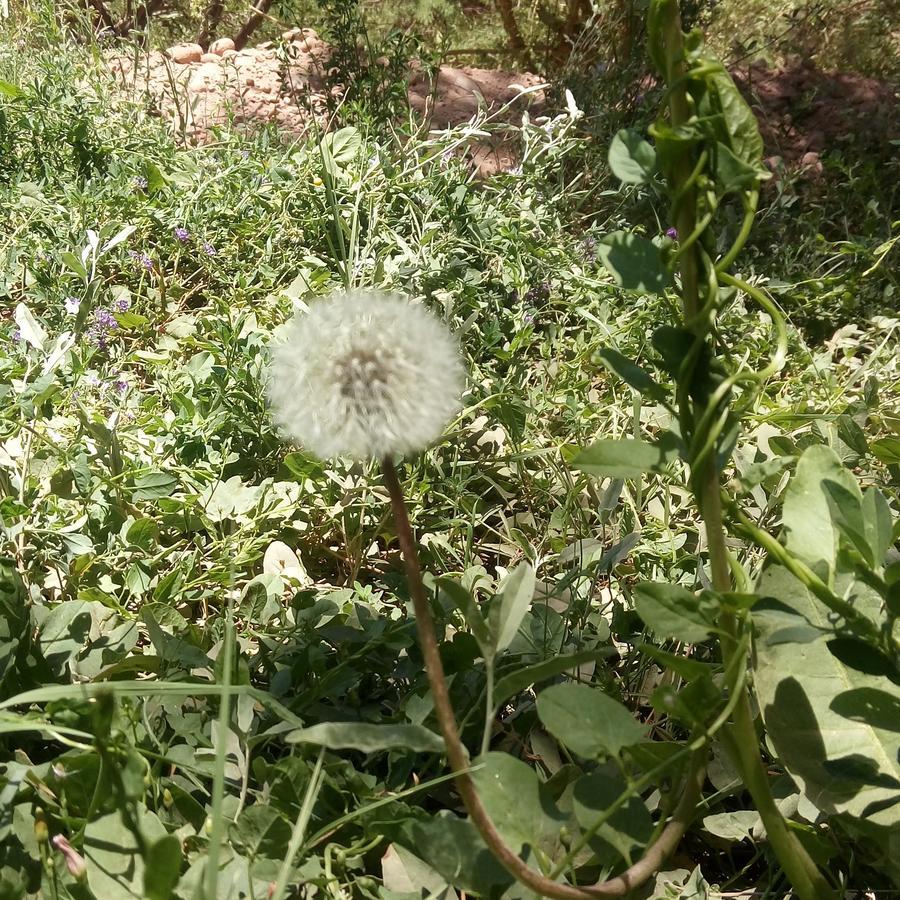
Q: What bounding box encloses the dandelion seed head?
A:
[267,290,465,460]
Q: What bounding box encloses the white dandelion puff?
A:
[267,289,465,460]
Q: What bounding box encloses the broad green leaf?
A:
[492,649,614,707]
[286,722,444,754]
[597,231,671,294]
[437,577,492,654]
[131,471,178,502]
[101,224,137,253]
[13,303,46,351]
[381,844,452,897]
[707,66,764,165]
[320,126,361,176]
[638,645,712,681]
[572,436,678,478]
[487,563,535,655]
[702,810,760,843]
[596,347,667,400]
[0,79,24,98]
[84,808,167,899]
[754,565,900,826]
[572,769,652,864]
[633,582,719,643]
[781,444,861,582]
[713,141,764,192]
[862,488,893,569]
[230,805,292,859]
[142,610,210,669]
[409,812,512,895]
[471,752,568,859]
[60,251,88,279]
[608,129,657,184]
[537,682,644,758]
[143,835,181,900]
[871,437,900,464]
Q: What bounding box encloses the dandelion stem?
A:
[381,456,704,899]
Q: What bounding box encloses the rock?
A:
[209,37,235,55]
[221,49,237,59]
[200,53,220,63]
[799,151,823,177]
[166,43,203,64]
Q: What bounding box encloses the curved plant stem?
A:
[382,457,705,899]
[655,3,839,897]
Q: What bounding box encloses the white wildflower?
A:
[267,289,465,460]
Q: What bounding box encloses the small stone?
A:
[209,37,235,55]
[221,49,237,59]
[166,42,203,64]
[244,76,255,87]
[799,151,823,176]
[200,53,220,63]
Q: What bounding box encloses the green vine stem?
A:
[382,457,705,899]
[652,2,839,897]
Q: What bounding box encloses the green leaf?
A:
[702,810,760,843]
[131,471,178,502]
[633,582,719,643]
[320,126,362,176]
[638,644,712,681]
[782,444,861,582]
[437,578,492,655]
[84,809,167,899]
[572,436,678,478]
[572,769,652,864]
[862,488,893,569]
[753,566,900,827]
[487,563,535,655]
[492,649,614,707]
[470,752,567,859]
[598,231,671,294]
[713,141,764,192]
[537,682,644,758]
[410,812,512,895]
[0,80,24,98]
[286,722,444,754]
[871,437,900,465]
[608,129,657,185]
[595,347,667,400]
[707,66,764,166]
[13,303,46,351]
[143,835,181,900]
[60,251,88,279]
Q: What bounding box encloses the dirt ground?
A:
[108,33,897,177]
[108,31,545,176]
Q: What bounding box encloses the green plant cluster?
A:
[0,5,898,899]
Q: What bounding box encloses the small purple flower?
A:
[174,227,190,243]
[581,235,598,263]
[665,227,678,240]
[140,253,154,271]
[241,150,250,159]
[523,311,535,324]
[95,309,117,330]
[11,328,21,342]
[439,148,453,168]
[202,241,217,256]
[132,176,148,190]
[114,379,128,393]
[114,296,131,312]
[84,372,101,387]
[64,296,80,315]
